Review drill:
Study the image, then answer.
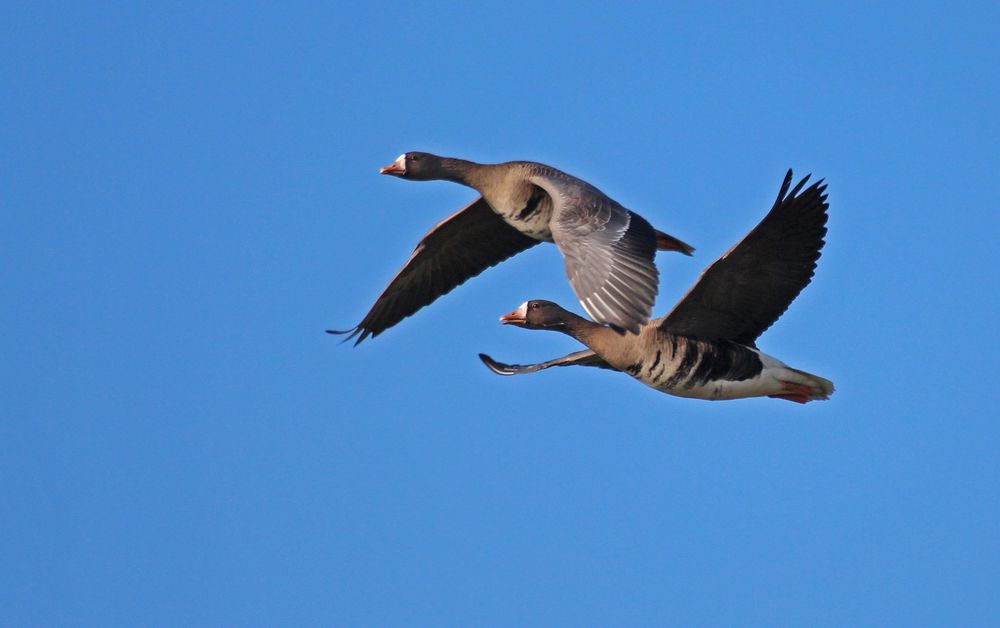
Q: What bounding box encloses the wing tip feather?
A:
[478,353,517,376]
[326,326,370,346]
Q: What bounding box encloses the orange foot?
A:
[768,381,813,404]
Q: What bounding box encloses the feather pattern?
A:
[659,170,828,345]
[530,169,659,333]
[480,170,834,403]
[478,349,616,376]
[330,198,538,344]
[335,153,691,344]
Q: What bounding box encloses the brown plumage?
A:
[480,170,834,403]
[331,152,693,344]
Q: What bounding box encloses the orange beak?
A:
[499,310,526,325]
[379,161,405,176]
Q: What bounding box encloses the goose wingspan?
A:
[331,197,539,345]
[478,349,616,376]
[536,173,659,334]
[658,170,829,345]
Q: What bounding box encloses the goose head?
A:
[499,300,573,330]
[379,152,447,181]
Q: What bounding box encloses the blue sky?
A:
[3,2,998,625]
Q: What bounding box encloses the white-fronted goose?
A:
[479,170,834,403]
[330,152,693,344]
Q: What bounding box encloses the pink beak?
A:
[380,161,405,175]
[499,310,525,325]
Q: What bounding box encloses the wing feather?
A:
[658,170,829,345]
[478,349,617,375]
[331,197,539,344]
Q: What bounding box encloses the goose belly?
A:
[500,210,552,241]
[621,336,786,400]
[492,202,552,241]
[659,359,830,401]
[658,372,780,401]
[483,189,554,241]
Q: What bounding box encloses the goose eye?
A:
[529,302,538,310]
[409,154,420,162]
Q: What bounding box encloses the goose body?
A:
[331,152,693,344]
[625,336,831,402]
[480,170,834,404]
[459,161,555,240]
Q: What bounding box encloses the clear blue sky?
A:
[3,2,998,625]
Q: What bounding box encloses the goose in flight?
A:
[331,152,693,344]
[480,170,833,403]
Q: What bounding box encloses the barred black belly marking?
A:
[657,336,763,389]
[646,350,662,375]
[501,186,551,240]
[688,340,762,387]
[516,187,546,221]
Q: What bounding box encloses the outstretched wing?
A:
[659,170,829,346]
[478,349,616,376]
[534,173,659,334]
[331,197,539,345]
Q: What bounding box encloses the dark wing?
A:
[658,170,829,346]
[478,349,617,376]
[331,197,539,345]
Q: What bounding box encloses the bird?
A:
[479,169,834,403]
[330,152,693,344]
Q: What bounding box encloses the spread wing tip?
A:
[479,353,519,376]
[326,326,371,346]
[776,170,830,217]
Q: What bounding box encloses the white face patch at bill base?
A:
[394,154,406,171]
[501,301,528,322]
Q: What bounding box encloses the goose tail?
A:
[654,230,695,256]
[768,367,835,403]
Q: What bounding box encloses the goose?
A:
[479,170,834,403]
[330,152,693,344]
